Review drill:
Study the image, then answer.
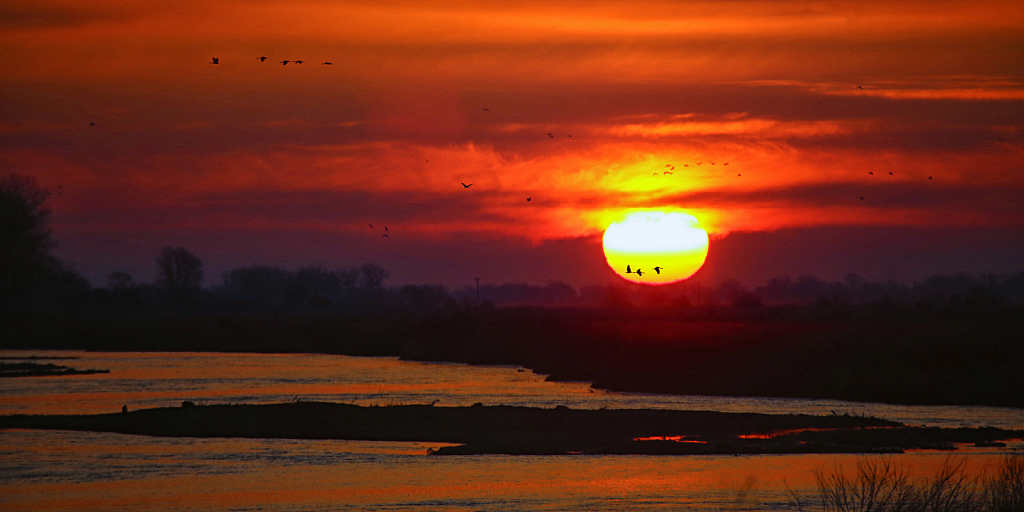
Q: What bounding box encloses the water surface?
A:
[2,350,1022,429]
[2,350,1022,512]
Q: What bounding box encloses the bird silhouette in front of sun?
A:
[280,60,290,65]
[211,57,219,64]
[526,197,531,201]
[625,265,633,274]
[322,62,332,65]
[664,171,673,175]
[384,226,388,231]
[368,223,374,228]
[258,56,267,62]
[382,234,389,238]
[653,266,663,274]
[548,133,553,138]
[710,161,716,165]
[461,182,473,188]
[294,60,304,64]
[696,162,702,165]
[635,269,644,277]
[723,162,729,166]
[859,196,864,201]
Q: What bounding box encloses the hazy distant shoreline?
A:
[3,307,1022,409]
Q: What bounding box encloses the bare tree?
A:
[1,174,55,300]
[358,263,389,290]
[107,271,133,290]
[155,247,204,289]
[338,267,360,289]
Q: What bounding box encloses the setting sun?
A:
[603,211,709,285]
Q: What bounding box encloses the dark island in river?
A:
[2,402,1019,456]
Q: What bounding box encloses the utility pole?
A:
[474,277,481,308]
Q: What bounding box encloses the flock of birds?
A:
[624,265,663,278]
[656,161,733,177]
[201,60,945,250]
[211,56,333,65]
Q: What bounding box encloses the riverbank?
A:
[0,361,109,378]
[3,308,1023,408]
[3,402,1020,456]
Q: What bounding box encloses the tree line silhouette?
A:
[3,173,1024,317]
[4,174,1024,407]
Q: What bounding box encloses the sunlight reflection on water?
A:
[2,351,1022,511]
[1,350,1022,429]
[0,429,1016,512]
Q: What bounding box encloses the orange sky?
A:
[2,0,1023,286]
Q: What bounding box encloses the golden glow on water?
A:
[2,351,1023,430]
[2,352,1023,511]
[603,211,710,285]
[0,428,1015,512]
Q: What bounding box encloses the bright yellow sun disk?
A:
[603,211,709,285]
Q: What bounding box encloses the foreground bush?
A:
[797,455,1023,512]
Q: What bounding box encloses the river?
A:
[2,350,1021,511]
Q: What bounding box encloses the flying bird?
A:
[710,161,716,165]
[89,122,94,126]
[382,234,389,238]
[723,162,729,166]
[258,56,267,62]
[738,174,741,177]
[322,62,332,65]
[889,172,893,175]
[636,269,644,277]
[210,57,219,64]
[385,226,389,231]
[696,162,702,165]
[929,176,933,180]
[653,266,663,274]
[548,133,553,138]
[625,265,633,274]
[294,60,304,64]
[858,85,863,89]
[482,108,489,111]
[859,196,864,200]
[664,171,673,175]
[368,223,374,228]
[461,182,473,188]
[527,197,531,201]
[665,164,671,167]
[280,60,290,65]
[653,173,659,176]
[869,172,873,175]
[683,164,688,167]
